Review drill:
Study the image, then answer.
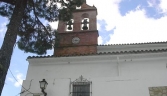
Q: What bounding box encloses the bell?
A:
[76,5,80,7]
[67,25,72,30]
[82,24,88,30]
[82,19,88,30]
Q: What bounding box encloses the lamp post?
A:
[39,79,48,96]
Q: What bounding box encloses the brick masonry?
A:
[54,2,98,56]
[54,45,97,56]
[54,30,98,56]
[58,31,98,47]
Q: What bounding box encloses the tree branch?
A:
[31,0,52,39]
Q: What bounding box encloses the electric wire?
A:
[8,68,34,95]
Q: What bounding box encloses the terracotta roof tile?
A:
[27,48,167,59]
[98,41,167,46]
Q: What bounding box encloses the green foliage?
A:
[17,24,55,55]
[0,3,14,19]
[0,0,84,55]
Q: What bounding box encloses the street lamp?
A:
[39,79,48,96]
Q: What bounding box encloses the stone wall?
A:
[149,86,167,96]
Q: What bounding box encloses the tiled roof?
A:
[27,48,167,59]
[98,41,167,46]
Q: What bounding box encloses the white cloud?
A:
[97,22,101,31]
[49,21,58,29]
[147,0,159,7]
[98,36,103,45]
[86,0,167,44]
[87,0,122,31]
[14,73,24,87]
[106,9,167,44]
[147,1,154,7]
[158,0,167,14]
[7,77,14,82]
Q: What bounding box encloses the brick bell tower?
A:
[54,0,98,56]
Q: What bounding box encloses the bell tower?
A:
[54,1,98,56]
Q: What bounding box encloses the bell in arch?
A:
[67,20,73,30]
[68,25,72,30]
[82,19,89,30]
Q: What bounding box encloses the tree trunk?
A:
[0,0,27,95]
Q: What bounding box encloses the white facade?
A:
[21,42,167,96]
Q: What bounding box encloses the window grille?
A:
[71,76,92,96]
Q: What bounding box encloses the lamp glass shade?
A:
[39,79,48,89]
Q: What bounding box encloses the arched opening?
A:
[66,19,74,31]
[81,18,89,30]
[81,13,89,30]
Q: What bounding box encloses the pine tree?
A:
[0,0,84,95]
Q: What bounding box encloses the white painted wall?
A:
[21,52,167,96]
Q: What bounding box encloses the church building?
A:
[21,1,167,96]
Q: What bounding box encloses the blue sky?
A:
[1,0,167,95]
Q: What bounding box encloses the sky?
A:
[0,0,167,96]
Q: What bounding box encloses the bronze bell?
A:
[67,20,73,30]
[67,25,72,30]
[82,24,88,30]
[82,19,88,30]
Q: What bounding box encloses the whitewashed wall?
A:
[21,52,167,96]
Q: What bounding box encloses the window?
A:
[73,82,90,96]
[71,76,92,96]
